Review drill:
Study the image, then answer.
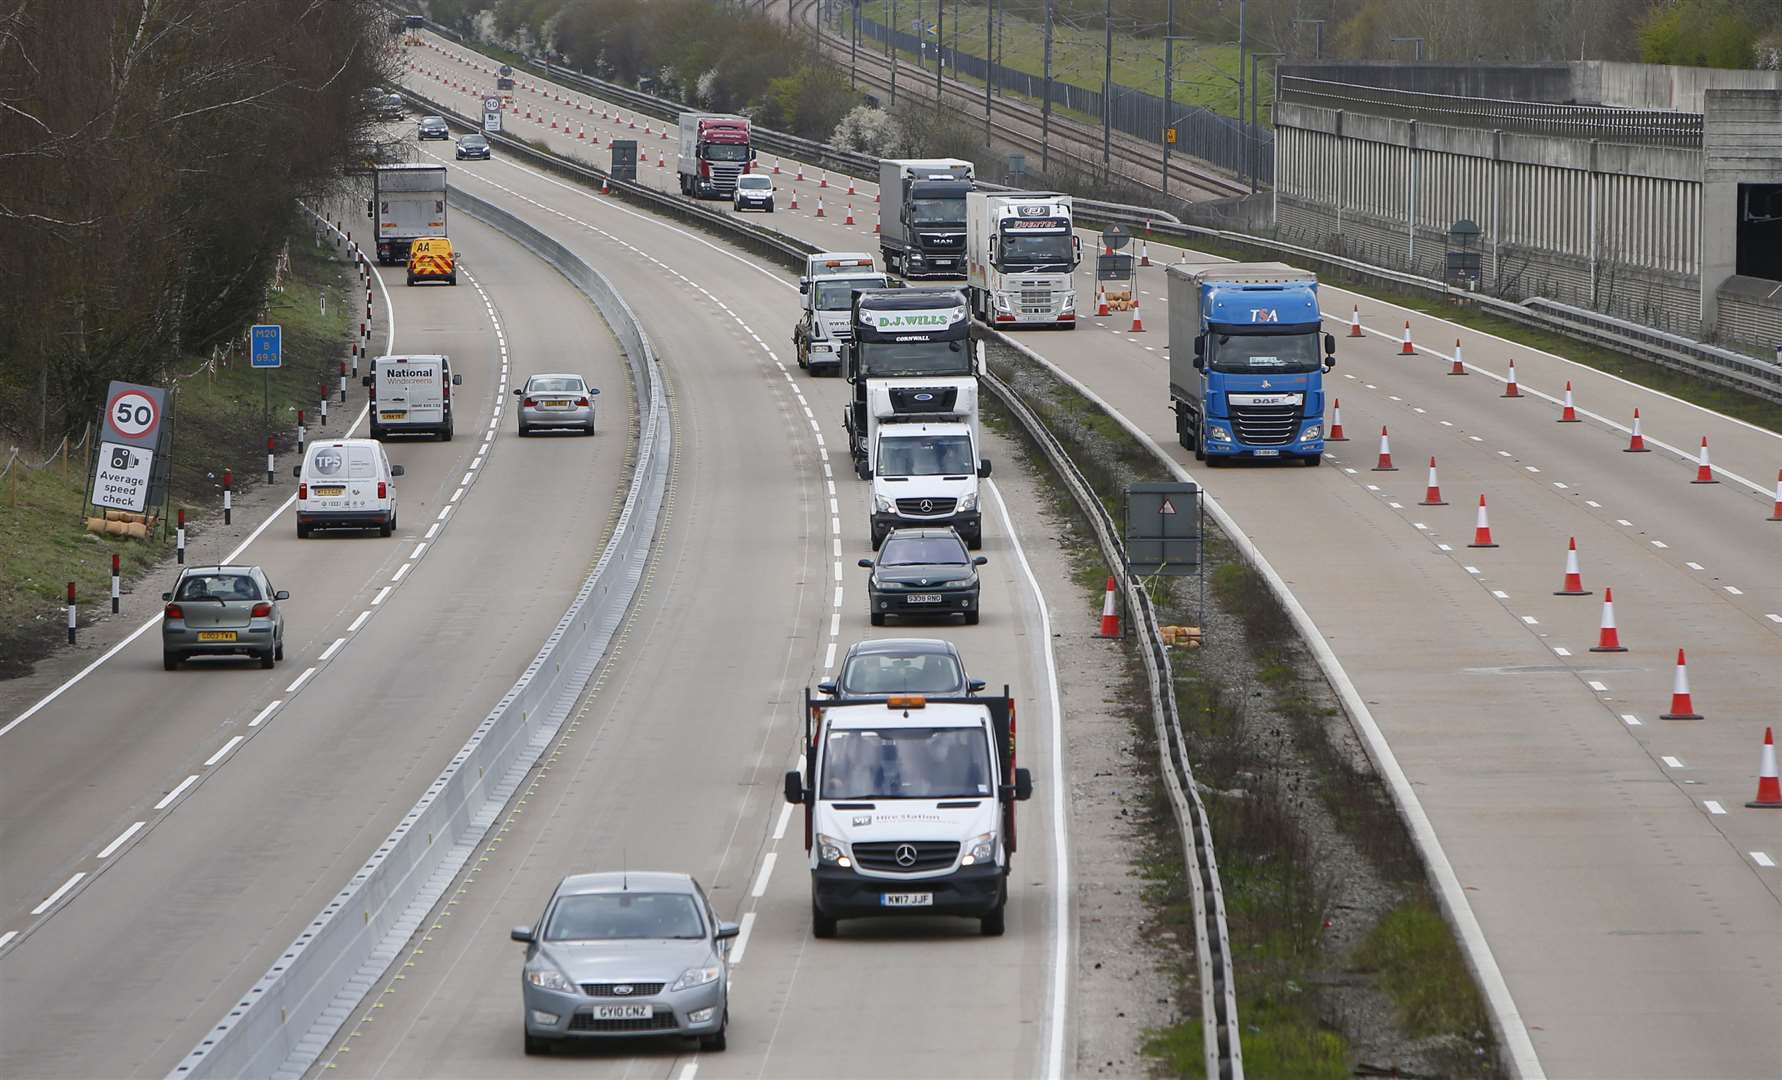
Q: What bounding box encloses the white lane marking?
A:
[1492,590,1510,599]
[1437,543,1453,551]
[285,666,316,693]
[411,542,429,559]
[677,1064,699,1080]
[1651,539,1668,549]
[772,802,794,842]
[371,586,392,606]
[1553,647,1571,656]
[1753,852,1776,868]
[203,736,245,767]
[392,563,412,583]
[348,610,372,633]
[832,560,843,580]
[1616,518,1634,526]
[1768,614,1782,624]
[1621,713,1643,726]
[249,700,281,728]
[154,774,199,810]
[729,911,757,966]
[1686,562,1704,571]
[0,931,16,950]
[449,486,465,503]
[97,821,146,859]
[437,506,452,520]
[1585,499,1601,508]
[1587,681,1608,692]
[1521,615,1539,625]
[824,641,836,671]
[830,516,840,535]
[750,852,777,898]
[460,470,473,486]
[1465,566,1481,575]
[828,497,838,516]
[1662,756,1685,769]
[424,523,440,540]
[1704,801,1726,815]
[318,637,347,661]
[829,613,841,636]
[1724,585,1743,595]
[30,873,86,916]
[832,586,843,609]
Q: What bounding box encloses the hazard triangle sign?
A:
[1159,496,1177,515]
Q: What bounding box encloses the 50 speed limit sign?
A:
[102,380,169,450]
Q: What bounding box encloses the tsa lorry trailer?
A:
[796,253,887,375]
[842,288,975,476]
[678,112,752,198]
[369,163,448,265]
[878,159,974,279]
[1167,261,1336,466]
[965,191,1079,327]
[783,688,1033,937]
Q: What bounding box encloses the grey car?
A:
[821,638,985,699]
[515,373,599,436]
[161,565,287,670]
[513,871,737,1055]
[417,115,450,140]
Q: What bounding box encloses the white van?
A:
[869,422,990,550]
[293,439,404,538]
[365,354,462,441]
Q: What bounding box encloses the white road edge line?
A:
[729,911,757,966]
[30,873,86,916]
[97,821,145,859]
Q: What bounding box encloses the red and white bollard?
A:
[223,468,233,525]
[1139,239,1151,267]
[111,554,120,614]
[319,384,329,426]
[177,509,187,565]
[297,410,306,455]
[1624,408,1649,452]
[266,435,277,484]
[339,362,348,403]
[67,582,76,645]
[1554,537,1591,596]
[1328,399,1348,441]
[1557,380,1580,422]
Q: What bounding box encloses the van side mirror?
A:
[362,375,373,387]
[1014,767,1033,801]
[274,590,290,601]
[817,679,838,695]
[452,374,462,386]
[799,279,809,295]
[1193,334,1205,358]
[977,459,992,478]
[967,678,987,693]
[783,770,805,804]
[366,199,374,219]
[292,465,302,478]
[390,464,406,477]
[973,556,988,566]
[857,558,875,568]
[162,591,172,601]
[510,926,534,943]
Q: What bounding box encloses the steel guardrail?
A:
[170,191,673,1079]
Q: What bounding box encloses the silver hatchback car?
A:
[515,373,599,436]
[512,871,737,1055]
[161,565,287,670]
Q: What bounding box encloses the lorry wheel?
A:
[1303,454,1323,467]
[965,531,982,551]
[811,898,837,939]
[980,900,1006,937]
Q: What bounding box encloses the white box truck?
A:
[369,163,447,265]
[965,191,1079,328]
[878,159,974,279]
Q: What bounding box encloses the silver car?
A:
[820,638,985,699]
[161,565,287,670]
[515,373,599,436]
[513,871,736,1055]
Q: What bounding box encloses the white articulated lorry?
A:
[369,163,447,265]
[964,191,1079,328]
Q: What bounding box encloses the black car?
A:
[417,116,450,140]
[858,528,986,626]
[455,133,491,160]
[820,638,985,698]
[375,93,405,121]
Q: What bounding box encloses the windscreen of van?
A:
[877,434,973,477]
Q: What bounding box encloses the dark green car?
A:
[858,527,987,626]
[161,565,287,670]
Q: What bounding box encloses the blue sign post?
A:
[250,324,282,368]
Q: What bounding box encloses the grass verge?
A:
[0,216,360,680]
[1358,899,1493,1041]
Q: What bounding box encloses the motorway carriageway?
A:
[410,36,1782,1079]
[0,211,635,1073]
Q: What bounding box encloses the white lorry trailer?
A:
[369,163,448,265]
[964,191,1079,328]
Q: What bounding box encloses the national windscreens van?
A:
[365,353,462,441]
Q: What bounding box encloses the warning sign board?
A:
[1125,482,1201,576]
[92,442,155,512]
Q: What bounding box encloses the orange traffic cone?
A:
[1590,587,1627,652]
[1130,299,1145,333]
[772,157,781,175]
[1398,321,1415,355]
[1747,728,1782,808]
[1659,648,1702,720]
[1691,437,1717,483]
[657,151,665,168]
[845,204,855,225]
[1558,381,1580,422]
[578,123,586,140]
[1371,427,1397,471]
[1140,239,1151,267]
[600,176,610,195]
[1097,577,1120,638]
[1554,537,1591,596]
[1449,339,1467,375]
[1624,408,1649,452]
[847,176,856,195]
[789,190,799,210]
[1328,399,1348,441]
[660,127,668,140]
[1347,306,1363,337]
[1468,495,1498,548]
[815,197,825,218]
[873,218,880,234]
[1095,286,1109,317]
[820,169,828,188]
[796,163,805,181]
[1502,360,1522,398]
[1419,457,1447,505]
[1768,469,1782,521]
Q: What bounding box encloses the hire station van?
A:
[365,353,462,441]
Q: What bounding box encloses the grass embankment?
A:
[0,218,360,680]
[851,0,1264,122]
[981,342,1498,1077]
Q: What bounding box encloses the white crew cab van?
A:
[293,439,404,538]
[784,689,1032,937]
[364,353,462,441]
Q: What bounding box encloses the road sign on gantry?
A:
[102,380,168,451]
[1125,482,1202,576]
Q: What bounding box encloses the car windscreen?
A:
[528,377,583,393]
[820,726,993,799]
[1207,328,1321,374]
[877,536,968,566]
[736,176,772,190]
[910,198,964,226]
[856,339,969,377]
[177,574,260,602]
[877,434,973,478]
[459,135,486,146]
[543,892,706,941]
[841,651,963,695]
[704,144,750,162]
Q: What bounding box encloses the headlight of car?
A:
[874,493,896,513]
[526,966,578,994]
[1300,424,1321,442]
[1207,425,1232,442]
[962,831,996,866]
[669,964,723,992]
[956,490,977,512]
[816,832,851,867]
